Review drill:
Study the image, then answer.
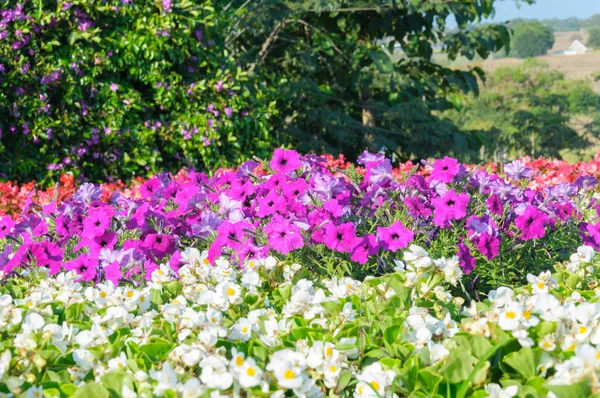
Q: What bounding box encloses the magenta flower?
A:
[323,222,361,253]
[264,217,304,254]
[377,221,414,252]
[515,206,548,241]
[81,209,113,238]
[64,254,97,281]
[476,232,500,260]
[350,234,378,264]
[430,156,462,183]
[457,239,476,274]
[270,149,301,174]
[432,190,470,227]
[110,83,119,92]
[142,234,176,260]
[256,191,287,218]
[487,194,503,216]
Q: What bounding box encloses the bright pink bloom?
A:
[270,149,301,174]
[430,156,462,183]
[377,221,414,252]
[515,206,548,241]
[350,234,378,264]
[432,190,470,227]
[323,222,361,253]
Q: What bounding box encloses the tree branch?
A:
[248,19,291,74]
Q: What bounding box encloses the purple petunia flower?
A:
[504,159,533,180]
[270,149,301,174]
[515,205,548,241]
[377,221,414,252]
[73,183,102,204]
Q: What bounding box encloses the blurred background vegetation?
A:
[1,0,599,184]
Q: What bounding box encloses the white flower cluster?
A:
[0,245,598,397]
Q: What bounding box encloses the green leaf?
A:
[139,343,174,362]
[101,371,133,398]
[504,347,541,379]
[438,348,477,384]
[369,49,394,74]
[74,383,110,398]
[383,324,402,346]
[336,371,353,393]
[547,378,592,398]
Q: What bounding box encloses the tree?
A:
[220,0,532,162]
[511,21,555,58]
[443,59,600,160]
[588,26,600,48]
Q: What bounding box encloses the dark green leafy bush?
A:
[0,0,277,184]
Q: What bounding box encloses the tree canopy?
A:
[511,21,555,58]
[220,0,532,162]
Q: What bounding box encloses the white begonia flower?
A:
[25,386,43,398]
[267,349,307,389]
[219,282,242,305]
[0,350,11,380]
[484,383,518,398]
[180,378,205,398]
[72,349,96,372]
[199,356,233,390]
[149,361,180,396]
[428,341,450,363]
[355,362,395,397]
[238,357,263,388]
[403,245,432,268]
[122,385,137,398]
[488,287,514,308]
[570,246,595,264]
[107,352,128,371]
[539,334,556,351]
[23,312,45,332]
[498,303,523,331]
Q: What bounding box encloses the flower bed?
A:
[2,150,600,396]
[0,246,599,397]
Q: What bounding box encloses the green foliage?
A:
[443,59,600,160]
[511,21,555,58]
[587,26,600,48]
[221,0,532,163]
[0,0,277,184]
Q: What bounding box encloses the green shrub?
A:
[0,0,278,184]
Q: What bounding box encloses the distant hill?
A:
[509,14,600,32]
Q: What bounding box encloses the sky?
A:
[490,0,600,22]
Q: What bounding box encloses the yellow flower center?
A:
[203,258,210,265]
[284,369,295,380]
[567,344,576,351]
[242,327,248,333]
[524,310,531,319]
[127,291,134,298]
[596,351,600,360]
[246,367,256,377]
[157,269,163,275]
[140,296,145,302]
[235,356,244,367]
[505,311,516,319]
[371,381,380,391]
[227,288,236,297]
[537,282,545,289]
[329,365,337,373]
[211,317,217,322]
[326,347,333,357]
[100,291,107,298]
[579,326,588,334]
